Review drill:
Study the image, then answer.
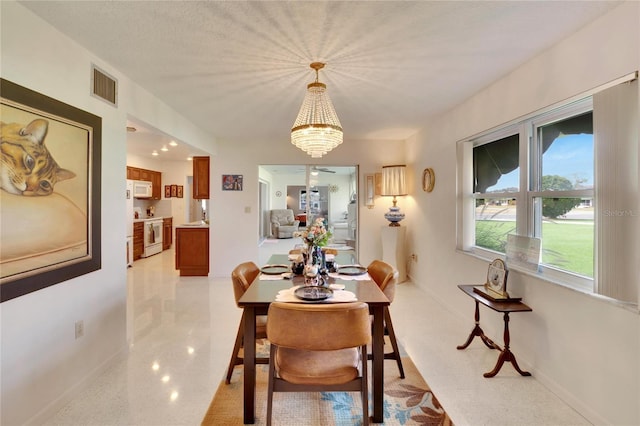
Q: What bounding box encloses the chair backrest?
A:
[367,260,398,302]
[267,302,371,350]
[231,261,260,305]
[270,209,294,225]
[322,248,338,255]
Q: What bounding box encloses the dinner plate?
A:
[336,265,368,276]
[260,264,290,275]
[294,285,333,301]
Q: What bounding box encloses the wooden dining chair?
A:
[321,247,338,255]
[266,302,371,426]
[225,261,269,384]
[367,259,405,378]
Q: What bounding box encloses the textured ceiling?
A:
[21,1,619,161]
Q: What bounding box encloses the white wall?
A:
[210,138,405,277]
[5,2,637,426]
[0,3,215,425]
[406,3,639,425]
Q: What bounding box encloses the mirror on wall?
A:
[258,165,358,252]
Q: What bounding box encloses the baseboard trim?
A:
[25,345,129,426]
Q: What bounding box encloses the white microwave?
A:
[133,180,153,198]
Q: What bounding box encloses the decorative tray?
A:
[473,286,522,303]
[260,264,290,275]
[336,265,368,276]
[294,285,333,301]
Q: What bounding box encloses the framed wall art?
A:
[171,184,177,197]
[177,185,183,198]
[364,174,375,208]
[422,167,435,192]
[0,78,102,302]
[165,185,172,198]
[222,174,243,191]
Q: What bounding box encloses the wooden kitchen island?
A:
[175,222,209,276]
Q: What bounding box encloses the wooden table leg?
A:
[484,312,531,378]
[243,306,256,424]
[457,300,500,350]
[371,305,385,423]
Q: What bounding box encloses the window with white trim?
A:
[459,74,639,304]
[470,100,594,290]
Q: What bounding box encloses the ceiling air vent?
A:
[91,65,117,106]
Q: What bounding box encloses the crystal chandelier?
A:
[291,62,343,158]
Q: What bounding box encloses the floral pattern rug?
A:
[202,342,452,425]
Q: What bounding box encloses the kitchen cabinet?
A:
[127,166,141,180]
[163,217,173,250]
[133,222,144,260]
[151,171,162,200]
[140,169,152,181]
[192,156,210,199]
[175,226,209,276]
[127,166,162,200]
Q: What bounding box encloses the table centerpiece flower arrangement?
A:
[294,217,332,278]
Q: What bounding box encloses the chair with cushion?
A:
[225,261,269,384]
[270,209,300,239]
[367,259,405,379]
[266,302,371,426]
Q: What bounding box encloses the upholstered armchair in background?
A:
[270,209,300,239]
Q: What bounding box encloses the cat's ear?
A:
[57,168,76,182]
[19,119,49,144]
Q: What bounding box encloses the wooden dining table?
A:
[237,255,390,424]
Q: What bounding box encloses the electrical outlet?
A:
[75,320,84,339]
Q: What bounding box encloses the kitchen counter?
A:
[134,216,171,223]
[175,221,209,228]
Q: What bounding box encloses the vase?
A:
[304,244,323,285]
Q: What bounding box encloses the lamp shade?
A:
[291,63,343,159]
[381,165,407,196]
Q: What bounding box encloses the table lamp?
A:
[381,165,407,226]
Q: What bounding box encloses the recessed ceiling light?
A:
[187,157,193,161]
[161,146,168,152]
[152,151,159,156]
[169,141,178,147]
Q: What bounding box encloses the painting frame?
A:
[0,78,102,302]
[164,185,172,198]
[222,174,243,191]
[171,184,177,197]
[176,185,183,198]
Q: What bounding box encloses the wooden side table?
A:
[457,284,532,378]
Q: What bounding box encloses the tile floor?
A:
[43,240,589,425]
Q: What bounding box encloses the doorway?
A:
[258,165,358,253]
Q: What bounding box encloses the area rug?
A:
[201,343,452,425]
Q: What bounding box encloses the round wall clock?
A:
[422,168,435,192]
[275,190,282,197]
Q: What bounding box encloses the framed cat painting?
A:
[0,79,102,302]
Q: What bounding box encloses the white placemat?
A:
[260,273,291,281]
[275,285,357,303]
[328,272,371,281]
